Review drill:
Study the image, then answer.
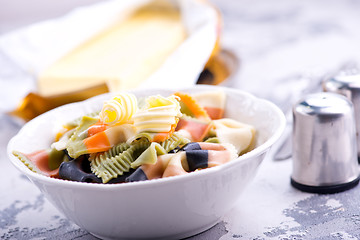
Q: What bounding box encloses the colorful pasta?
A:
[213,118,256,155]
[159,132,190,152]
[64,111,100,129]
[66,116,99,158]
[13,150,47,176]
[130,142,167,168]
[13,90,256,184]
[90,140,149,183]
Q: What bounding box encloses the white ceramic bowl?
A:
[8,85,285,240]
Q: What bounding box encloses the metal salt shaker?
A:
[323,74,360,158]
[291,92,360,194]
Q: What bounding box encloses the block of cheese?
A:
[37,1,187,97]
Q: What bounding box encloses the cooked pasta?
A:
[13,151,45,175]
[64,111,100,129]
[13,90,256,184]
[160,132,190,152]
[66,116,99,158]
[204,137,220,143]
[213,118,256,155]
[90,140,150,183]
[130,142,167,168]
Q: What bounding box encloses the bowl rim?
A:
[7,85,286,191]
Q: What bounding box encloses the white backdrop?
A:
[0,0,102,34]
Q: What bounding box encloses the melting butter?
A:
[133,95,181,133]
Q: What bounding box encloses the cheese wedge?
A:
[37,1,187,97]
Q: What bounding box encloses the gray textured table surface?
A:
[2,0,360,239]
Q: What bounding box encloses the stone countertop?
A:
[2,0,360,239]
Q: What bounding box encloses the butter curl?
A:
[99,92,138,125]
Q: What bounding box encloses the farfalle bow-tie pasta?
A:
[13,91,256,184]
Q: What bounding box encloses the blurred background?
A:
[0,0,102,33]
[1,0,360,110]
